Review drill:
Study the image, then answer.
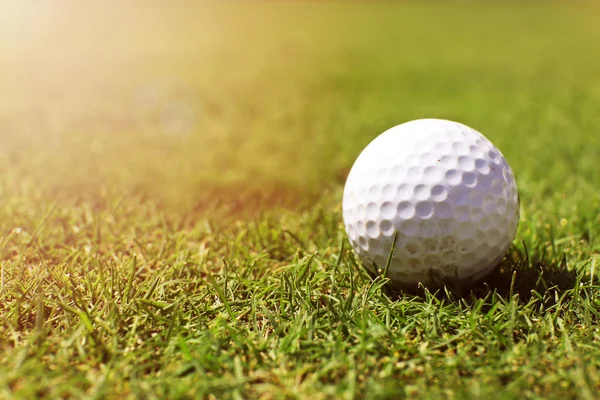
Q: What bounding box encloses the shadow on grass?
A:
[458,255,577,303]
[385,245,579,304]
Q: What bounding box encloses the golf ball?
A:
[342,119,519,288]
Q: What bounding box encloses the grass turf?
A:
[1,1,600,398]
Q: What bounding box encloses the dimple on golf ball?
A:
[342,118,519,288]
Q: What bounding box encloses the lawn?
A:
[0,1,599,398]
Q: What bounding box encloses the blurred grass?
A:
[1,1,599,210]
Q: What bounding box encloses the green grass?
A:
[1,1,600,398]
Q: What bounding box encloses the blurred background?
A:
[1,1,599,213]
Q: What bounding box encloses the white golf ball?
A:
[342,119,519,288]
